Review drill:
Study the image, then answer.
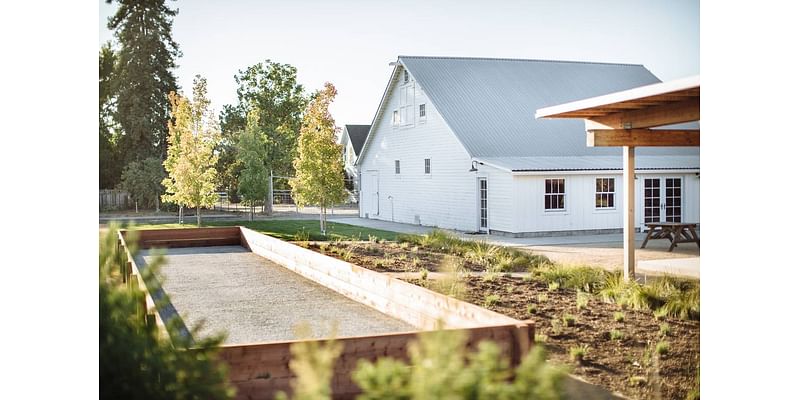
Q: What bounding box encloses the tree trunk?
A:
[265,171,273,216]
[155,195,160,213]
[319,204,325,235]
[250,204,254,221]
[197,206,201,226]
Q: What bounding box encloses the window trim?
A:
[594,177,616,210]
[392,110,399,127]
[394,160,400,175]
[419,103,426,121]
[544,178,566,212]
[424,158,431,175]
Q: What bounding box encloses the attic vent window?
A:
[419,104,426,119]
[404,70,409,83]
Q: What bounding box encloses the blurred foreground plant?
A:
[99,222,234,400]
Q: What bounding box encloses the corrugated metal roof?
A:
[344,124,370,156]
[476,155,700,172]
[399,56,699,160]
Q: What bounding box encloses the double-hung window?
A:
[544,179,565,211]
[395,160,401,174]
[595,178,615,209]
[399,84,414,127]
[424,158,431,174]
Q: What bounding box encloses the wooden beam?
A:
[585,97,700,130]
[587,129,700,147]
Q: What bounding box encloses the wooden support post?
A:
[623,146,636,282]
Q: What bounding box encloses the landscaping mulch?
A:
[307,241,489,272]
[310,240,700,400]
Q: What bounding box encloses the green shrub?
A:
[655,340,670,357]
[294,228,310,242]
[340,248,354,262]
[534,333,548,343]
[613,312,625,322]
[659,323,671,336]
[658,285,700,320]
[609,329,624,341]
[548,282,560,291]
[427,256,467,299]
[537,293,549,303]
[562,313,576,327]
[527,304,536,315]
[420,268,429,281]
[484,294,501,307]
[576,291,590,310]
[353,328,568,400]
[569,344,589,362]
[629,376,648,387]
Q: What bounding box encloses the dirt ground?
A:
[310,241,700,400]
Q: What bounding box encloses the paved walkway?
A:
[330,217,700,279]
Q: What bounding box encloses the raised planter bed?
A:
[117,227,542,399]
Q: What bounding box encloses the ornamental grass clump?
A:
[569,344,590,363]
[484,294,501,307]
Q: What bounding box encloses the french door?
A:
[478,178,488,232]
[643,177,682,224]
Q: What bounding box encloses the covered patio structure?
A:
[535,75,700,281]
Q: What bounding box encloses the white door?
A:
[643,177,682,226]
[478,178,488,232]
[362,170,379,218]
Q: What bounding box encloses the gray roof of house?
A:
[344,124,370,156]
[477,155,700,172]
[398,56,699,166]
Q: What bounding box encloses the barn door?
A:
[362,170,379,218]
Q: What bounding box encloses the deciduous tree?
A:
[220,60,307,214]
[237,110,270,221]
[290,82,346,234]
[162,75,220,225]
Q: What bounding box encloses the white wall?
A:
[359,68,485,231]
[511,172,700,233]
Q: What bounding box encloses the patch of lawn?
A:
[126,219,400,242]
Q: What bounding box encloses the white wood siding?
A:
[359,70,482,231]
[512,172,700,233]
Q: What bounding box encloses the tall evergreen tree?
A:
[219,60,307,214]
[107,0,181,165]
[290,83,346,234]
[99,42,122,189]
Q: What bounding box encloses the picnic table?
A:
[641,222,700,252]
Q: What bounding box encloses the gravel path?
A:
[138,246,414,345]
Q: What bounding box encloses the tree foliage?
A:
[219,60,307,212]
[119,157,167,211]
[107,0,181,165]
[162,75,220,225]
[100,42,123,189]
[99,223,234,399]
[290,83,346,234]
[236,110,270,219]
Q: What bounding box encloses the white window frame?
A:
[424,158,431,175]
[595,177,616,210]
[392,110,399,127]
[544,178,566,212]
[399,84,415,127]
[419,103,426,122]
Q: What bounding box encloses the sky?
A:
[98,0,699,129]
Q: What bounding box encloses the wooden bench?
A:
[641,222,700,252]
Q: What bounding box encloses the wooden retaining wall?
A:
[239,227,521,330]
[133,226,243,249]
[218,323,529,400]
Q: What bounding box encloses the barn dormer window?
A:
[404,70,409,83]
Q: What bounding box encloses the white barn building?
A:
[356,56,699,236]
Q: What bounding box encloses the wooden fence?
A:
[100,189,131,210]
